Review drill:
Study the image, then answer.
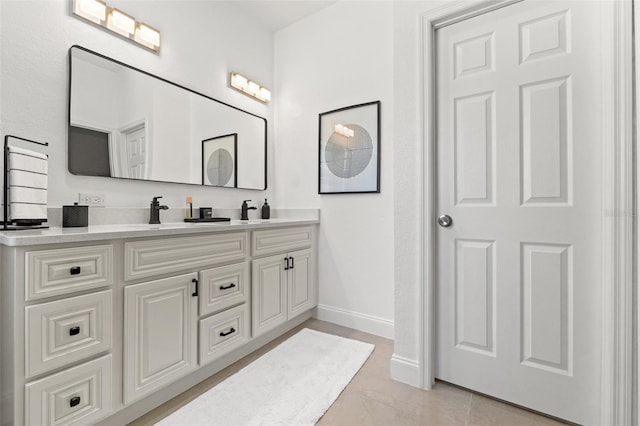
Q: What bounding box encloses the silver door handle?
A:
[438,214,453,228]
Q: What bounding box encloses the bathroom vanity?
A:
[0,217,318,425]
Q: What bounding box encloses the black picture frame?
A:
[202,133,238,188]
[318,101,381,194]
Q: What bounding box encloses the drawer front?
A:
[252,226,312,257]
[26,245,113,301]
[199,304,250,366]
[199,262,249,316]
[25,290,112,378]
[25,354,112,426]
[125,232,248,281]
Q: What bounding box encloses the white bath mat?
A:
[155,328,374,426]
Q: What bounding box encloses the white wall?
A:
[0,0,274,210]
[274,1,395,338]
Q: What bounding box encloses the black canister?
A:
[261,199,270,219]
[200,207,213,219]
[63,203,88,227]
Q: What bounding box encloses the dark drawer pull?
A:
[69,396,81,407]
[69,326,80,336]
[284,257,290,271]
[69,266,81,275]
[219,283,236,290]
[219,327,236,337]
[192,278,199,297]
[289,256,294,269]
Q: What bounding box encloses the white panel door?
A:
[435,2,602,423]
[123,273,198,404]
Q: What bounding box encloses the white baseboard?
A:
[390,354,421,388]
[313,304,394,339]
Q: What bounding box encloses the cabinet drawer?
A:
[252,226,312,257]
[125,232,248,281]
[199,262,249,316]
[25,290,112,378]
[25,354,112,426]
[199,304,249,366]
[26,245,113,301]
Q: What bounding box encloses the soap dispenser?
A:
[261,199,270,219]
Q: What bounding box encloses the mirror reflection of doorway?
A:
[116,120,149,179]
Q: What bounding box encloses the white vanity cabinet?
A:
[1,218,318,426]
[1,244,115,426]
[251,227,317,338]
[122,232,249,404]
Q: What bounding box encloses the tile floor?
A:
[129,319,568,426]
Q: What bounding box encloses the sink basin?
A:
[117,220,232,231]
[119,223,193,230]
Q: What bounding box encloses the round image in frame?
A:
[206,148,233,186]
[324,124,373,178]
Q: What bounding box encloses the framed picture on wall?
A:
[318,101,380,194]
[202,133,237,188]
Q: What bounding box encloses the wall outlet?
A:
[78,193,106,207]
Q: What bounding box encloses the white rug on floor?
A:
[155,328,375,426]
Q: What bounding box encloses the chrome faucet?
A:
[149,196,169,224]
[241,200,257,220]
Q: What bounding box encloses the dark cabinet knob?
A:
[69,396,81,407]
[70,266,81,275]
[69,326,80,336]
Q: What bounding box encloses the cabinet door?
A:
[124,273,198,404]
[287,248,316,319]
[251,255,287,338]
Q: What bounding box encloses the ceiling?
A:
[226,1,338,32]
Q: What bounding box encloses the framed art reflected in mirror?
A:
[202,134,237,188]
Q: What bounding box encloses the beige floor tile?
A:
[129,319,569,426]
[466,393,568,426]
[318,389,424,426]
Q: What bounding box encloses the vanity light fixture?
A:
[72,0,161,52]
[107,8,135,36]
[334,124,354,138]
[230,72,271,103]
[73,0,107,24]
[135,23,161,51]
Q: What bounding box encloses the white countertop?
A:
[0,218,319,247]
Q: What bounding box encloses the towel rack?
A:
[2,135,49,231]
